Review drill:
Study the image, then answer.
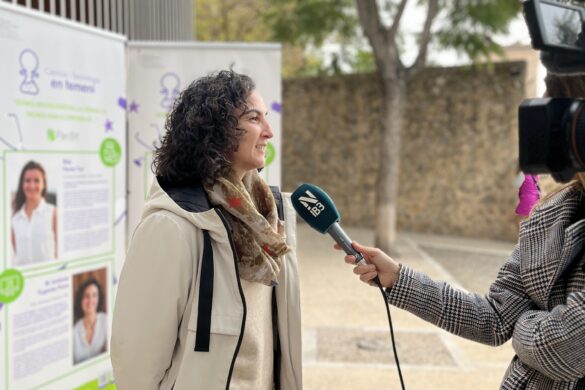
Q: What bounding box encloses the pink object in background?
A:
[515,174,540,216]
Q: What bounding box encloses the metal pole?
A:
[70,0,76,21]
[104,0,109,30]
[80,0,86,23]
[117,0,122,34]
[89,0,98,27]
[112,0,118,32]
[124,0,130,37]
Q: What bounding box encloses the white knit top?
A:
[231,279,274,390]
[11,198,56,266]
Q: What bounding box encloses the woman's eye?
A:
[249,116,259,122]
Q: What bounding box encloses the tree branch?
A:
[356,0,387,53]
[356,0,404,76]
[388,0,409,40]
[408,0,439,74]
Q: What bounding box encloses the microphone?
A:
[291,183,381,286]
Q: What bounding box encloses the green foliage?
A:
[264,0,357,46]
[193,0,522,77]
[194,0,272,41]
[194,0,328,77]
[352,50,376,73]
[282,45,329,78]
[436,0,522,60]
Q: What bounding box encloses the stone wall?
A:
[281,62,527,242]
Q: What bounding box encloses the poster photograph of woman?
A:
[72,267,109,365]
[10,159,58,268]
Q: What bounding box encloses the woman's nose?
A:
[263,121,273,139]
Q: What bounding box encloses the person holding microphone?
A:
[339,73,585,389]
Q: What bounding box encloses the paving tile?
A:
[297,223,516,389]
[316,328,457,367]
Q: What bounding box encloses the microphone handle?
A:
[327,222,366,264]
[327,222,382,287]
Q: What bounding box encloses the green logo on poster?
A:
[265,142,276,166]
[100,138,122,167]
[47,129,56,142]
[0,269,24,304]
[74,379,99,390]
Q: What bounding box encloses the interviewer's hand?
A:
[334,241,400,289]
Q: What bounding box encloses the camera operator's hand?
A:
[334,241,400,288]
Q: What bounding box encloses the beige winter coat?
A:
[111,178,302,389]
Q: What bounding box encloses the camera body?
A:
[520,0,585,181]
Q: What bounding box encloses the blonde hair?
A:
[538,174,585,207]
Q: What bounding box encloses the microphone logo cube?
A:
[298,190,325,217]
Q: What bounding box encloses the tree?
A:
[269,0,521,253]
[195,0,522,253]
[354,0,520,253]
[195,0,271,41]
[194,0,331,77]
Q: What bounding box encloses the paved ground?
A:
[296,222,517,390]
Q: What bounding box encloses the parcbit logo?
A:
[298,190,325,217]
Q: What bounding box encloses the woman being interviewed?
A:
[111,70,302,390]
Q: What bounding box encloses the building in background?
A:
[1,0,193,40]
[501,43,543,98]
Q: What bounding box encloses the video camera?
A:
[519,0,585,182]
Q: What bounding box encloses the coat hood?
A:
[141,177,226,235]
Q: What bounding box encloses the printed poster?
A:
[0,4,125,389]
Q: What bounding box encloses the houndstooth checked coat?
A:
[386,185,585,389]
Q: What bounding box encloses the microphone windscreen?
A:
[291,183,340,234]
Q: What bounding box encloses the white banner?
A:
[0,4,125,389]
[127,42,282,236]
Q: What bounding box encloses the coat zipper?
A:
[215,208,247,390]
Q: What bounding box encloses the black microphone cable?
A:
[372,277,406,390]
[289,183,406,387]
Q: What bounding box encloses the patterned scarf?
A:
[204,170,290,286]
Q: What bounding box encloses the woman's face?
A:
[229,90,273,178]
[22,169,45,202]
[81,284,99,316]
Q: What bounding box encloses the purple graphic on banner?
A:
[0,113,24,152]
[19,49,40,95]
[135,123,161,154]
[129,101,139,113]
[150,123,162,147]
[135,132,156,151]
[118,97,127,109]
[133,157,143,167]
[271,102,282,113]
[160,72,181,109]
[0,303,3,311]
[104,119,114,132]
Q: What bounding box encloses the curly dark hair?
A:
[74,278,105,322]
[153,69,256,182]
